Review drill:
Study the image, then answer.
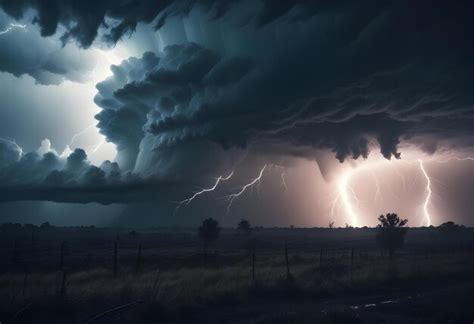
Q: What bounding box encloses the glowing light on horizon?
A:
[331,153,474,228]
[331,160,383,227]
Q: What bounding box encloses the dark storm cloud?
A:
[0,140,176,204]
[2,0,474,208]
[93,0,474,172]
[0,10,96,85]
[0,0,363,48]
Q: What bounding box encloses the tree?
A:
[198,218,221,262]
[40,222,52,229]
[439,221,464,234]
[237,219,252,236]
[376,213,408,259]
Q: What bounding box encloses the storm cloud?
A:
[0,10,96,85]
[1,0,474,224]
[91,0,474,178]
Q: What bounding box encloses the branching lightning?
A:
[0,23,27,35]
[225,165,267,213]
[176,171,234,211]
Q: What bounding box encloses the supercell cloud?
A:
[0,0,474,225]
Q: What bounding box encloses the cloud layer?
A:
[93,1,474,177]
[1,0,474,216]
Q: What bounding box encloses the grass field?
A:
[0,225,473,323]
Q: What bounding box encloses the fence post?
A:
[113,241,118,276]
[135,243,142,274]
[285,241,291,281]
[351,247,354,268]
[251,244,256,282]
[59,241,65,270]
[12,239,19,264]
[22,269,28,297]
[58,269,67,305]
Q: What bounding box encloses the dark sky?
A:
[0,0,473,227]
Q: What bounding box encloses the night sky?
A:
[0,0,473,227]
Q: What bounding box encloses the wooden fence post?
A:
[22,269,28,297]
[12,239,19,264]
[251,244,256,282]
[351,247,354,268]
[135,243,142,274]
[113,241,118,276]
[285,241,291,281]
[59,241,65,269]
[58,269,67,305]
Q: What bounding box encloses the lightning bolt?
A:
[176,171,234,211]
[417,155,474,226]
[69,124,96,147]
[0,23,27,35]
[434,156,474,163]
[225,165,267,213]
[371,171,381,202]
[332,154,474,228]
[280,172,288,192]
[417,159,432,226]
[335,169,360,227]
[89,139,106,155]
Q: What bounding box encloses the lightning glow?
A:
[331,153,474,228]
[225,165,267,213]
[335,168,360,227]
[0,23,27,35]
[176,171,234,210]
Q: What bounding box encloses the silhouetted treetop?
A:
[376,213,408,258]
[237,219,252,236]
[377,213,408,228]
[198,218,221,242]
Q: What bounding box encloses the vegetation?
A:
[198,218,221,261]
[439,221,465,233]
[237,219,252,236]
[0,221,473,322]
[376,213,408,258]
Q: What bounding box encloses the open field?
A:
[0,225,473,323]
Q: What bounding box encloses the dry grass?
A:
[1,248,473,323]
